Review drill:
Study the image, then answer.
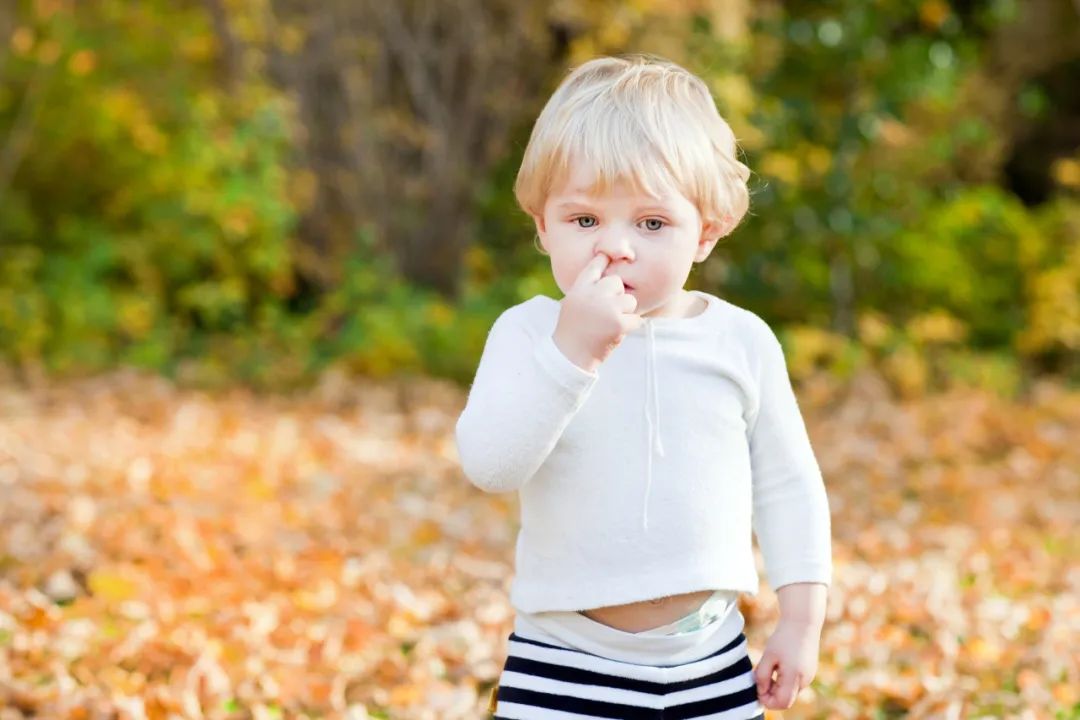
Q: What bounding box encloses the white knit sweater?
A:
[455,290,832,613]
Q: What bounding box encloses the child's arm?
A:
[457,255,639,494]
[455,307,599,493]
[746,321,832,709]
[746,320,833,596]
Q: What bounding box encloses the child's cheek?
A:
[550,256,577,296]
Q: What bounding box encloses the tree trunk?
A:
[262,0,557,299]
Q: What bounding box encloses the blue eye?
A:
[642,218,665,231]
[575,217,597,228]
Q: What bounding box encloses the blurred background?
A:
[0,1,1078,719]
[1,0,1077,391]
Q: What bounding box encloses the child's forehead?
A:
[549,161,680,204]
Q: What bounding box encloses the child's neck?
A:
[642,290,706,320]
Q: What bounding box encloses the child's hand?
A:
[753,618,822,710]
[553,253,642,372]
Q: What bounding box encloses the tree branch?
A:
[202,0,242,92]
[367,1,446,124]
[0,60,52,207]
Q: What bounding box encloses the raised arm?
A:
[747,319,833,592]
[454,307,599,493]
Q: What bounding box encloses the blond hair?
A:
[514,54,751,236]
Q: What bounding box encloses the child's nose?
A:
[594,231,635,261]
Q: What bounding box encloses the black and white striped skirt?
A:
[490,624,765,719]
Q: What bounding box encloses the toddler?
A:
[455,54,832,719]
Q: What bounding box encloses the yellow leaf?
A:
[68,49,96,76]
[389,683,422,705]
[11,27,34,56]
[759,153,799,185]
[280,25,306,54]
[180,34,215,62]
[1053,682,1078,706]
[411,519,442,546]
[919,0,950,29]
[1052,158,1080,188]
[88,569,139,603]
[964,636,1000,663]
[804,144,833,177]
[386,611,417,638]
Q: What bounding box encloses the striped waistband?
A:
[493,623,765,718]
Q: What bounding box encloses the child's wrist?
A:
[552,330,600,373]
[777,614,825,631]
[776,582,828,629]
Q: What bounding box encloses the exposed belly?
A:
[578,590,716,633]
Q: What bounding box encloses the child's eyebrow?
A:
[554,200,674,213]
[554,200,594,211]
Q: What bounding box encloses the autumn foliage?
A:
[0,368,1077,718]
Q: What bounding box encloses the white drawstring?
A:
[642,319,665,530]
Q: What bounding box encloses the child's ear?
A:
[695,218,727,260]
[531,212,552,256]
[532,212,548,236]
[712,215,736,238]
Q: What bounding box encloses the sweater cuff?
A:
[534,332,598,394]
[767,562,833,591]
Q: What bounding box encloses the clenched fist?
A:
[552,254,643,373]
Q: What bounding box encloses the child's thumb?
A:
[754,653,777,694]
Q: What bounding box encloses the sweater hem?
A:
[509,566,761,615]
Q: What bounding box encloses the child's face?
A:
[533,163,723,318]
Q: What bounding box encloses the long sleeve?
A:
[746,321,833,591]
[455,306,599,494]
